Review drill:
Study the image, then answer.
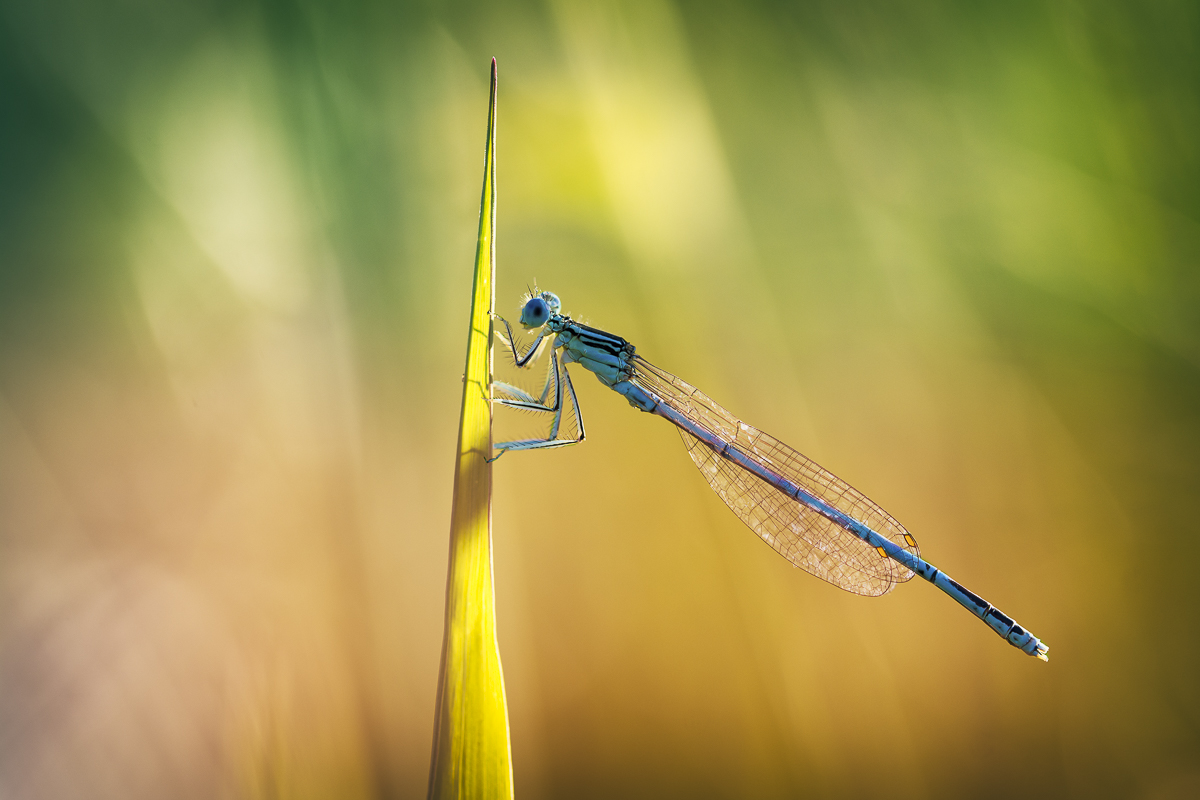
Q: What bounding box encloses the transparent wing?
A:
[632,357,918,596]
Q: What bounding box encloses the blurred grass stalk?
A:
[427,60,515,800]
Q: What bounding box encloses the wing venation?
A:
[633,356,917,596]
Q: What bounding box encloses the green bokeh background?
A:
[1,1,1198,798]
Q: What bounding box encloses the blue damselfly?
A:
[492,290,1048,661]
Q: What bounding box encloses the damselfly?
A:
[492,289,1048,661]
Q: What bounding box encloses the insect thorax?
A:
[552,315,636,386]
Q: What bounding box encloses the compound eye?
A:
[520,297,550,328]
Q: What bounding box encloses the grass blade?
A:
[427,59,513,800]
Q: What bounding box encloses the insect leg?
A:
[493,354,586,457]
[494,315,548,368]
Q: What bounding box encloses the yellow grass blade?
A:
[427,59,514,800]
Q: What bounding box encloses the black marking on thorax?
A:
[556,316,632,359]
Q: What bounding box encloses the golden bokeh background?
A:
[1,1,1198,798]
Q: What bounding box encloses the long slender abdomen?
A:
[614,377,1049,659]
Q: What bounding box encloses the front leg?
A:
[494,314,548,368]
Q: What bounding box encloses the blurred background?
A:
[1,1,1198,798]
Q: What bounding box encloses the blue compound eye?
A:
[520,297,550,328]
